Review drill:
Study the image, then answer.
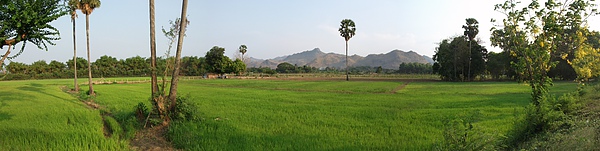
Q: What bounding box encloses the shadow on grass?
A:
[0,91,33,121]
[16,83,72,102]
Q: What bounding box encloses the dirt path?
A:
[390,82,410,93]
[129,125,178,151]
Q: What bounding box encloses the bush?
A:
[503,92,579,149]
[134,102,150,123]
[169,95,200,121]
[435,110,495,151]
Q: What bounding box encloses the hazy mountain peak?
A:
[246,48,431,69]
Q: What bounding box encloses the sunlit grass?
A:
[0,78,577,150]
[0,80,129,150]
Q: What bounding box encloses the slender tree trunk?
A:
[149,0,158,96]
[345,40,349,81]
[168,0,189,114]
[468,40,471,81]
[86,14,94,95]
[72,17,79,92]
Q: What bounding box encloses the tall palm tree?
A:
[149,0,158,97]
[239,44,247,62]
[68,0,80,92]
[80,0,100,95]
[462,18,479,81]
[338,19,356,81]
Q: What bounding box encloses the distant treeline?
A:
[0,55,434,80]
[248,62,433,75]
[0,56,210,80]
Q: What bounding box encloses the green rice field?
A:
[0,78,577,150]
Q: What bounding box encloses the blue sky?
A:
[8,0,600,64]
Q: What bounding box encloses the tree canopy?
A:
[0,0,68,66]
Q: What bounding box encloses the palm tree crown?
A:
[80,0,101,15]
[462,18,479,41]
[339,19,356,42]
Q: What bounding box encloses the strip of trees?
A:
[433,17,600,82]
[0,48,246,80]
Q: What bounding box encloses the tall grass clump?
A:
[434,110,496,151]
[503,90,582,149]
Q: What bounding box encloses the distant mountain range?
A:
[247,48,433,69]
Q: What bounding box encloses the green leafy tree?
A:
[338,19,356,81]
[6,62,29,74]
[0,0,68,69]
[229,58,246,75]
[30,60,48,75]
[276,62,295,73]
[93,55,119,77]
[48,60,66,75]
[205,46,232,74]
[437,35,487,81]
[570,29,600,82]
[491,0,598,144]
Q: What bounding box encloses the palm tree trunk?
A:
[86,14,94,95]
[168,0,189,114]
[468,41,471,81]
[72,17,78,92]
[149,0,158,96]
[345,40,349,81]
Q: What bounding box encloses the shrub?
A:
[435,110,495,151]
[134,102,149,123]
[169,95,200,121]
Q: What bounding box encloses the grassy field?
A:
[95,79,575,150]
[0,78,577,150]
[0,79,129,150]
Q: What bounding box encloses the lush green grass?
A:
[0,78,577,150]
[0,79,129,150]
[93,79,576,150]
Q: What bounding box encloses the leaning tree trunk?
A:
[86,14,94,95]
[345,40,349,81]
[72,17,79,92]
[167,0,189,122]
[0,43,13,69]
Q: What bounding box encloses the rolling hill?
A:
[247,48,433,69]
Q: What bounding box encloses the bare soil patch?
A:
[130,125,178,151]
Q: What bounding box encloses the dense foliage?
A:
[433,35,487,81]
[0,0,68,68]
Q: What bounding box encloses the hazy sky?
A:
[7,0,600,64]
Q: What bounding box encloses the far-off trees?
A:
[205,46,246,75]
[433,19,487,82]
[0,0,67,69]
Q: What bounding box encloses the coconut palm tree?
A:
[239,45,247,62]
[80,0,101,95]
[68,0,80,92]
[338,19,356,81]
